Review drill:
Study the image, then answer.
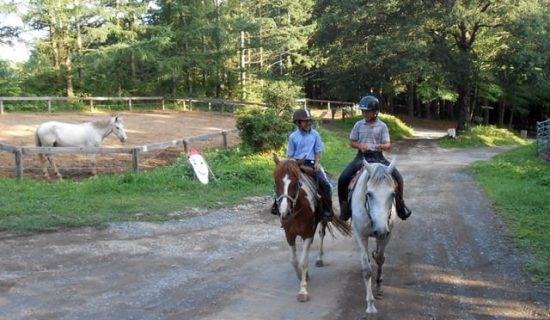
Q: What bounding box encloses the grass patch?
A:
[0,149,274,232]
[470,144,550,285]
[440,125,528,148]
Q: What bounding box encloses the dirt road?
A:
[1,128,548,320]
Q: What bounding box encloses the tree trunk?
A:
[498,101,506,126]
[456,84,471,133]
[65,50,74,97]
[407,83,414,117]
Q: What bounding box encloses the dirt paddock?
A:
[0,111,238,179]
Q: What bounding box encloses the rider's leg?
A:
[391,168,412,220]
[337,157,360,221]
[316,172,333,221]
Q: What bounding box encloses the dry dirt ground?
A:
[0,111,238,179]
[0,123,549,320]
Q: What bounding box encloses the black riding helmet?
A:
[358,95,379,111]
[293,109,313,123]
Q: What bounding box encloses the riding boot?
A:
[395,186,412,220]
[270,199,279,216]
[339,201,351,221]
[320,188,333,222]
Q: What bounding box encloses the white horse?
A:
[35,116,127,179]
[350,158,397,314]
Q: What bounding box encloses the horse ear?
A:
[386,156,396,174]
[114,115,122,123]
[273,153,281,165]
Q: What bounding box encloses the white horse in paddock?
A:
[35,116,127,179]
[350,158,398,314]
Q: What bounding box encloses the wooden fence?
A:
[0,96,265,114]
[0,129,238,179]
[0,96,354,115]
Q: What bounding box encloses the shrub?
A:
[235,106,293,152]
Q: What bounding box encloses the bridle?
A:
[275,180,303,219]
[363,190,394,230]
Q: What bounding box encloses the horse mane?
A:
[368,165,394,187]
[274,160,317,197]
[90,117,113,129]
[355,163,393,193]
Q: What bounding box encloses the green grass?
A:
[470,144,550,285]
[0,149,275,231]
[440,125,528,148]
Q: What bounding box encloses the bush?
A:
[263,80,302,120]
[235,106,293,152]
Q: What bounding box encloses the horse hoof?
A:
[366,306,378,314]
[315,260,324,267]
[297,293,309,302]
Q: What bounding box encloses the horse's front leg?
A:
[90,154,97,177]
[353,232,377,313]
[290,243,300,280]
[372,236,391,297]
[297,237,313,302]
[315,222,326,267]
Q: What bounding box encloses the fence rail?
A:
[1,96,354,115]
[0,129,238,179]
[537,119,550,161]
[0,96,267,114]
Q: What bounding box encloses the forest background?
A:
[0,0,549,133]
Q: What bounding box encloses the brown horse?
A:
[273,155,351,302]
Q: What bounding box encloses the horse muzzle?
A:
[372,228,390,240]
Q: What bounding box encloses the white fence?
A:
[537,119,550,161]
[0,129,238,179]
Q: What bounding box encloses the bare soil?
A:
[0,111,238,179]
[0,123,549,320]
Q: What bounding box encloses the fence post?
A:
[208,102,212,112]
[183,139,189,154]
[89,99,94,112]
[162,99,165,111]
[222,130,228,148]
[132,148,140,173]
[0,100,4,114]
[128,98,133,111]
[15,148,23,179]
[48,99,52,113]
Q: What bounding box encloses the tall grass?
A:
[470,144,550,285]
[328,113,414,141]
[440,125,528,148]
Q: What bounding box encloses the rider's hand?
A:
[314,162,321,172]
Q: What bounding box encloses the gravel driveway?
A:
[1,127,548,320]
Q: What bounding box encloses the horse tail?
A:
[326,215,353,238]
[35,128,45,162]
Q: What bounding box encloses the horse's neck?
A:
[298,172,318,193]
[91,119,113,139]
